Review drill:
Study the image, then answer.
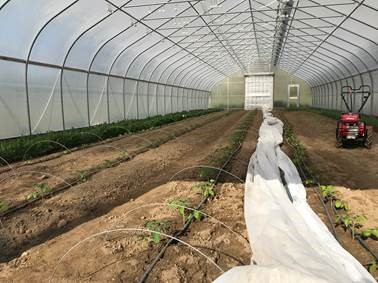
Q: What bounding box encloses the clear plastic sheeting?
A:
[0,0,377,138]
[215,111,375,283]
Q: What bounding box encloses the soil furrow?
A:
[0,111,246,262]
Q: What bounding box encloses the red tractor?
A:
[336,85,372,148]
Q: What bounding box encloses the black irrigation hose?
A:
[0,114,225,218]
[138,141,245,283]
[281,113,378,264]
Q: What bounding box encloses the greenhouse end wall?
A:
[209,68,312,109]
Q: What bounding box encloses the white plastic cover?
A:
[215,111,375,283]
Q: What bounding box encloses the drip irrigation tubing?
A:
[280,112,378,263]
[137,114,253,283]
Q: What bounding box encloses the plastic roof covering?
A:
[0,0,377,138]
[0,0,377,89]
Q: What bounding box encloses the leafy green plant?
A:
[145,220,171,244]
[168,199,202,224]
[368,260,378,274]
[319,185,337,200]
[103,159,117,168]
[199,111,255,179]
[26,183,53,201]
[335,214,367,238]
[0,200,9,213]
[361,228,378,240]
[195,180,216,198]
[334,199,349,210]
[283,125,307,166]
[303,179,314,186]
[169,199,190,224]
[77,170,89,182]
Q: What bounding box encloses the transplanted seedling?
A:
[26,183,53,201]
[0,201,8,213]
[145,220,171,244]
[320,185,337,200]
[361,228,378,240]
[195,179,216,198]
[335,214,367,239]
[368,260,378,274]
[77,170,89,183]
[103,159,117,168]
[168,199,202,224]
[334,199,349,211]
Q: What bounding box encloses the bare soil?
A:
[0,111,247,262]
[1,109,377,282]
[282,110,378,280]
[0,112,224,210]
[283,111,378,189]
[0,181,249,283]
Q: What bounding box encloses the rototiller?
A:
[336,85,372,148]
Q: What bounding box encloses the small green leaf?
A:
[193,210,202,220]
[362,230,372,238]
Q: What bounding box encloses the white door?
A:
[245,75,274,110]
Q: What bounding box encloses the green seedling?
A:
[368,260,378,274]
[169,199,190,224]
[103,159,117,168]
[195,180,216,198]
[168,199,202,224]
[26,183,53,201]
[303,179,314,186]
[361,228,378,240]
[320,185,337,200]
[334,199,349,211]
[77,170,89,182]
[335,214,367,239]
[145,220,171,244]
[0,200,9,213]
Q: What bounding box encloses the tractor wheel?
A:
[364,129,372,149]
[335,125,343,148]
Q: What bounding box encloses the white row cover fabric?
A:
[215,111,375,283]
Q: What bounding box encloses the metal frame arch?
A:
[59,1,134,128]
[24,0,79,134]
[0,0,11,10]
[252,0,366,86]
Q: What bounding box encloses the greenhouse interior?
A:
[0,0,377,282]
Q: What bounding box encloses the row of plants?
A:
[144,180,216,244]
[142,113,255,245]
[199,110,256,178]
[0,109,220,165]
[282,115,377,274]
[0,112,225,217]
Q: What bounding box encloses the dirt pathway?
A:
[283,111,378,189]
[223,111,262,182]
[0,111,247,262]
[0,182,249,283]
[0,111,224,210]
